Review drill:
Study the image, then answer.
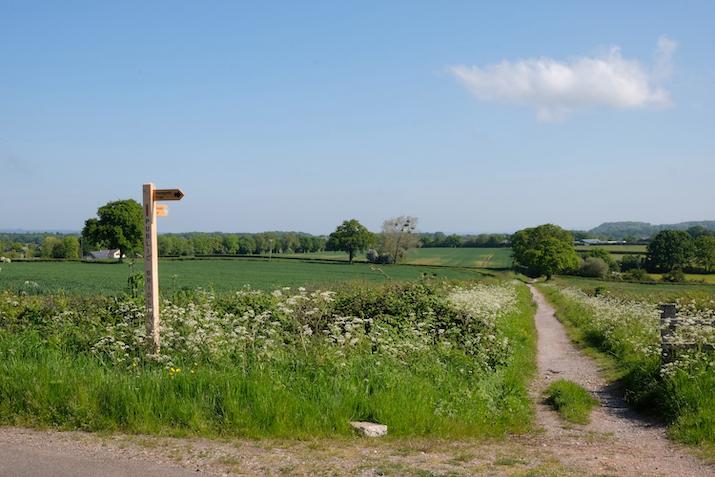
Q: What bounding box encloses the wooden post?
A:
[660,303,677,365]
[143,183,160,352]
[142,184,184,353]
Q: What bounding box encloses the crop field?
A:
[650,273,715,284]
[574,245,647,254]
[0,258,489,295]
[575,244,646,262]
[405,247,512,268]
[277,247,513,268]
[540,281,715,446]
[553,275,715,302]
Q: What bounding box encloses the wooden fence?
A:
[660,303,715,364]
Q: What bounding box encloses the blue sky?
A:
[1,1,714,234]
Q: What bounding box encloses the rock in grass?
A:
[349,421,387,437]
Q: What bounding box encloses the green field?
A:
[0,258,490,295]
[575,244,646,261]
[279,247,513,268]
[574,244,647,254]
[552,275,715,301]
[406,247,512,268]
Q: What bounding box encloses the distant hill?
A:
[589,221,715,239]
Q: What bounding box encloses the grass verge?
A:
[544,379,598,425]
[0,280,536,438]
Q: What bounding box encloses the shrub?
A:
[620,255,644,272]
[662,268,686,283]
[366,249,392,264]
[578,257,608,278]
[622,268,651,281]
[582,248,618,272]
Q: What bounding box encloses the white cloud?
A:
[653,35,677,80]
[450,37,676,121]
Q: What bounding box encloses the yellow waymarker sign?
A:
[156,205,168,217]
[154,189,184,201]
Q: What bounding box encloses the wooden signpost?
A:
[143,183,184,352]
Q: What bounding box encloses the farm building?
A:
[85,249,125,260]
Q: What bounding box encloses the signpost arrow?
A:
[156,204,168,217]
[154,189,184,201]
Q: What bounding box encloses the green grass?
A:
[0,281,537,439]
[575,245,646,254]
[649,273,715,285]
[552,275,715,302]
[279,247,513,268]
[0,258,490,295]
[405,248,512,268]
[544,380,598,424]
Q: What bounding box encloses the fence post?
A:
[660,303,677,365]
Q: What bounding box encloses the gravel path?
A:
[528,284,714,477]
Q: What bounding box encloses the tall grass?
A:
[544,379,597,425]
[0,281,536,438]
[539,284,715,445]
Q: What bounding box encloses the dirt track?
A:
[527,284,713,477]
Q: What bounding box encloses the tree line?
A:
[5,199,715,282]
[158,232,327,257]
[419,232,510,248]
[511,224,715,281]
[0,233,81,260]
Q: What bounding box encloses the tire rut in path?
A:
[527,284,714,477]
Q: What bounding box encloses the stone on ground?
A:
[349,421,387,437]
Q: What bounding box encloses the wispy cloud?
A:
[450,37,676,121]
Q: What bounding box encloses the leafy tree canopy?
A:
[82,199,143,260]
[645,230,694,273]
[694,235,715,273]
[511,224,580,279]
[326,219,374,264]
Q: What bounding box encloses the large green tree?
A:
[694,235,715,273]
[62,236,80,260]
[82,199,143,261]
[511,224,580,279]
[40,236,61,258]
[645,230,694,273]
[327,219,374,264]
